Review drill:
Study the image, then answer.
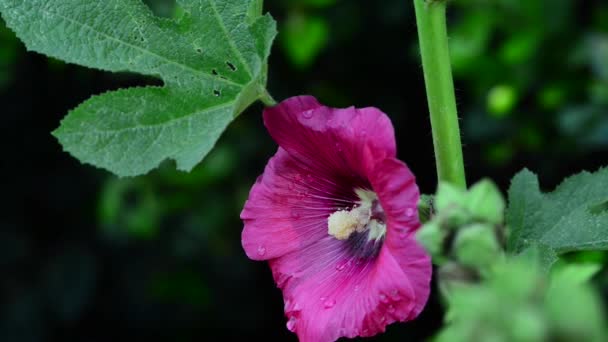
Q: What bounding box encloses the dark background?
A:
[1,0,607,341]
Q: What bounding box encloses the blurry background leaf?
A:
[281,11,329,69]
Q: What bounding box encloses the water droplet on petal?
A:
[380,316,386,322]
[257,245,266,256]
[388,305,395,313]
[335,260,349,271]
[302,110,314,119]
[390,290,401,300]
[286,317,297,331]
[354,285,360,292]
[405,207,416,217]
[379,294,388,303]
[319,296,326,302]
[323,299,336,309]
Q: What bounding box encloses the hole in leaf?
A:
[213,89,221,97]
[196,48,203,54]
[211,69,218,76]
[226,61,237,72]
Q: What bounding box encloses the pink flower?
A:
[241,96,432,342]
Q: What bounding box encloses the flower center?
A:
[327,189,386,242]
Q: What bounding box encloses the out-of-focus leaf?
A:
[449,11,493,75]
[487,84,518,118]
[98,178,162,239]
[281,11,328,69]
[588,34,608,82]
[557,105,608,149]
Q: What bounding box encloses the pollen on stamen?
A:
[327,207,370,240]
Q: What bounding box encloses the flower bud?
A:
[453,223,503,272]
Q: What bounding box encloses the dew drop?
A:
[353,285,360,292]
[286,317,297,331]
[379,294,388,303]
[380,316,386,322]
[302,110,314,119]
[323,299,336,309]
[335,260,348,271]
[405,207,415,217]
[387,305,395,313]
[257,245,266,256]
[390,290,401,300]
[319,296,326,302]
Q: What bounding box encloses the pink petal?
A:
[263,96,397,180]
[370,157,421,240]
[389,237,432,320]
[271,235,429,342]
[368,158,431,320]
[241,148,340,260]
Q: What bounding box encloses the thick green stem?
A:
[414,0,466,189]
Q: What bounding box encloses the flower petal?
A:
[369,157,431,319]
[271,235,427,342]
[388,236,432,320]
[370,157,421,239]
[241,149,330,260]
[263,96,397,180]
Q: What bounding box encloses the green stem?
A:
[414,0,466,189]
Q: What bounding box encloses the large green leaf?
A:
[506,168,608,269]
[0,0,276,176]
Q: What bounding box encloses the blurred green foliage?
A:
[449,0,608,169]
[437,260,607,342]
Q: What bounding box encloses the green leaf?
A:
[0,0,276,176]
[506,168,608,269]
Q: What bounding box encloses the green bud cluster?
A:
[435,261,607,342]
[417,179,506,275]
